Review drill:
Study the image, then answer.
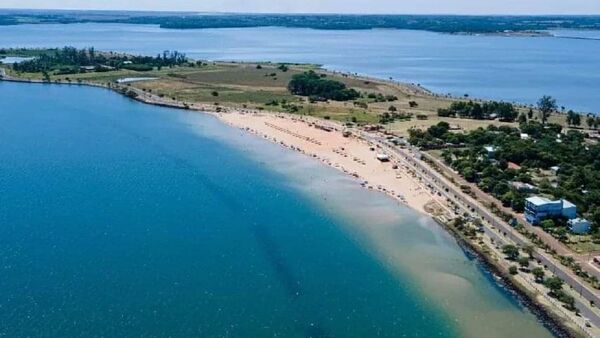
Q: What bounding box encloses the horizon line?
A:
[2,7,600,16]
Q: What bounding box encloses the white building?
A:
[484,146,496,158]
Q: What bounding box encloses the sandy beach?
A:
[216,111,450,216]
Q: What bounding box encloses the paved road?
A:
[424,152,600,279]
[360,132,600,331]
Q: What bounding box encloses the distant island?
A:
[1,9,600,34]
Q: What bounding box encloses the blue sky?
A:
[3,0,600,15]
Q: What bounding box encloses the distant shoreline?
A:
[2,10,600,35]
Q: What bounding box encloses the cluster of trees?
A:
[566,110,582,126]
[366,92,397,102]
[288,71,359,101]
[438,100,518,121]
[378,111,412,124]
[11,47,187,74]
[563,110,600,129]
[502,244,575,310]
[409,119,600,236]
[586,115,600,129]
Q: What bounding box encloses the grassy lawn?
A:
[2,57,592,136]
[567,235,600,254]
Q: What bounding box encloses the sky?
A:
[2,0,600,15]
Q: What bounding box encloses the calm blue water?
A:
[0,82,554,337]
[0,23,599,112]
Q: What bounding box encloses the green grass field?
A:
[1,57,584,132]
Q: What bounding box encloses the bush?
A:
[509,266,518,275]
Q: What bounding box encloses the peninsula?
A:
[3,47,600,337]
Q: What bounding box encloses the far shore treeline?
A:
[1,11,600,33]
[6,47,188,75]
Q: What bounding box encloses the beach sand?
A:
[216,111,450,216]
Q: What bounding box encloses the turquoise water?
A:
[0,81,554,337]
[1,24,600,112]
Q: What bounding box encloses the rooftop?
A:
[526,196,553,206]
[563,200,576,209]
[526,196,576,208]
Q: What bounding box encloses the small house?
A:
[568,218,591,234]
[484,146,496,158]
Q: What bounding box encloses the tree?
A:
[502,245,520,261]
[388,105,397,112]
[558,292,576,311]
[518,256,530,268]
[572,113,581,127]
[532,267,545,283]
[537,95,557,125]
[587,116,596,129]
[509,266,518,275]
[452,216,465,228]
[540,219,555,230]
[523,245,535,259]
[527,108,534,119]
[462,167,477,182]
[566,110,575,126]
[518,113,527,124]
[544,276,564,296]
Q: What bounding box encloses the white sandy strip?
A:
[216,111,446,214]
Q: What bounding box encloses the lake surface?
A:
[1,23,600,112]
[0,56,34,64]
[0,81,555,337]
